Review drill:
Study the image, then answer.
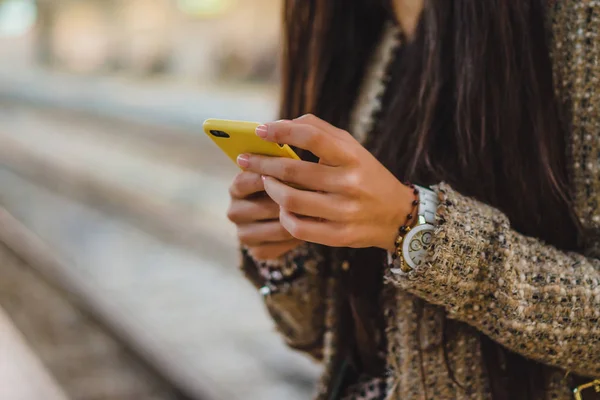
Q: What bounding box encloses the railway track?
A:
[0,101,320,400]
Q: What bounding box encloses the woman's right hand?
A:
[228,170,304,261]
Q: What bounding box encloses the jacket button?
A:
[341,260,350,271]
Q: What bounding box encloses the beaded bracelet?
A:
[257,258,306,295]
[250,247,309,296]
[389,182,420,264]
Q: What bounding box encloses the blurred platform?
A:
[0,235,180,400]
[0,66,278,130]
[0,305,68,400]
[0,76,321,399]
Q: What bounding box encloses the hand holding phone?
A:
[203,119,300,166]
[227,171,304,260]
[204,119,304,260]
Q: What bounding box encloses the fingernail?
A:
[256,124,268,138]
[237,154,250,168]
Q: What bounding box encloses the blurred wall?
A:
[0,0,36,67]
[171,0,282,81]
[52,0,115,72]
[0,28,34,66]
[27,0,282,81]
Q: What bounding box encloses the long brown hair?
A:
[280,0,581,398]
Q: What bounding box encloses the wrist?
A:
[383,183,419,252]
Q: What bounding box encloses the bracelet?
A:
[256,257,305,283]
[389,182,420,264]
[258,263,305,296]
[248,246,311,296]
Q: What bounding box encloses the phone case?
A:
[203,119,300,167]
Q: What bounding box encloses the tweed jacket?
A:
[241,2,600,399]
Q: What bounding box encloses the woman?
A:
[227,0,600,399]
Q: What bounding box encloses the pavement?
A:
[0,67,279,130]
[0,72,321,400]
[0,232,180,400]
[0,306,68,400]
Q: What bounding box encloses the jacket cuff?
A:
[388,182,506,317]
[242,243,321,293]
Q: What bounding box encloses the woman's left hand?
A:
[236,114,416,252]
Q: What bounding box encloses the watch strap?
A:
[416,185,438,225]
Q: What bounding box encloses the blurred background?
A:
[0,0,321,399]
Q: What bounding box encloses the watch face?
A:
[402,224,435,270]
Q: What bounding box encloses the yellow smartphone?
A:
[203,119,300,167]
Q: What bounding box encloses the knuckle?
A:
[234,171,245,182]
[342,201,361,220]
[237,229,250,245]
[286,221,303,239]
[337,227,356,247]
[288,124,303,140]
[280,161,296,182]
[272,126,288,143]
[256,158,270,176]
[226,204,239,223]
[339,173,362,195]
[304,127,323,149]
[264,199,281,216]
[252,172,265,191]
[250,156,261,172]
[336,127,352,137]
[299,113,318,124]
[347,147,361,162]
[230,172,259,198]
[278,191,296,210]
[229,175,243,198]
[277,223,293,239]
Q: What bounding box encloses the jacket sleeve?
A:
[240,244,328,361]
[389,182,600,378]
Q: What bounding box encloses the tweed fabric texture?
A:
[239,2,600,399]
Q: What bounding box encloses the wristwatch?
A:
[391,185,438,274]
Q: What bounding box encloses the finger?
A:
[227,196,280,224]
[292,114,358,146]
[256,121,352,165]
[243,155,341,192]
[229,171,264,199]
[279,209,352,247]
[247,239,303,261]
[263,176,347,221]
[237,221,294,246]
[293,114,347,138]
